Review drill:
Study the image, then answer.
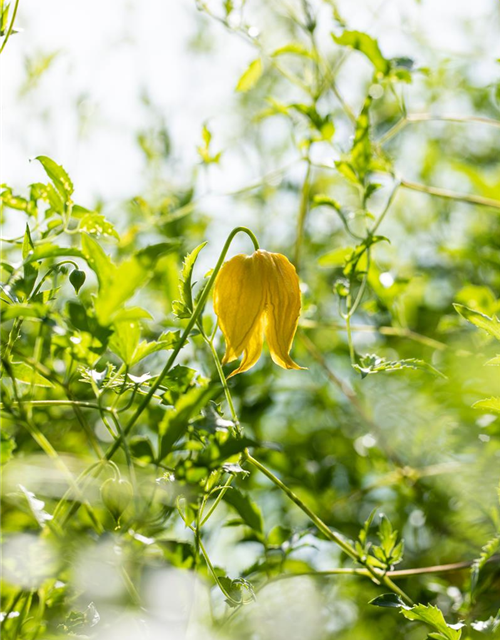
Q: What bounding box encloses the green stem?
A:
[244,451,413,606]
[400,178,500,210]
[200,475,234,526]
[294,158,312,268]
[104,226,259,462]
[0,0,20,55]
[204,335,240,434]
[378,113,500,146]
[244,451,357,560]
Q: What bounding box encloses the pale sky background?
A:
[2,0,499,208]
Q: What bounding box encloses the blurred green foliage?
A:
[2,1,500,639]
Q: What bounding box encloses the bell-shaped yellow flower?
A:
[213,249,303,377]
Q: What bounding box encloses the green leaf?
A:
[35,156,74,200]
[9,361,54,387]
[369,593,405,608]
[236,58,263,92]
[130,331,182,366]
[78,213,120,240]
[80,234,115,289]
[473,397,500,413]
[173,242,207,318]
[400,604,463,640]
[471,535,500,591]
[22,224,37,297]
[454,303,500,341]
[81,236,175,325]
[332,30,390,75]
[94,256,147,325]
[223,488,264,535]
[271,43,315,59]
[318,246,354,268]
[354,354,446,379]
[24,244,84,265]
[159,385,216,460]
[109,321,142,365]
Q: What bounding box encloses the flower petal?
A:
[262,251,303,370]
[227,315,264,378]
[213,253,266,365]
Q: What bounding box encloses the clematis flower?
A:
[213,249,304,377]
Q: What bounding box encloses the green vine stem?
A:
[0,0,20,55]
[243,452,413,606]
[200,324,413,607]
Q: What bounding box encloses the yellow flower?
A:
[213,249,304,377]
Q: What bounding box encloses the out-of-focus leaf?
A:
[454,303,500,341]
[473,397,500,413]
[35,156,74,200]
[9,361,54,387]
[1,433,16,465]
[78,213,119,240]
[19,484,53,527]
[159,385,216,460]
[80,234,115,289]
[332,30,390,75]
[471,535,500,592]
[354,354,446,379]
[236,58,263,92]
[223,488,263,535]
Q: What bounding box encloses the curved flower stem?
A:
[104,226,259,461]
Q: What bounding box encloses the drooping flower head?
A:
[213,249,304,377]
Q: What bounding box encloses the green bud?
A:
[69,269,86,294]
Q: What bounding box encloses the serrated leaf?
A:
[473,397,500,414]
[236,58,263,92]
[130,331,182,366]
[400,604,463,640]
[173,242,206,318]
[471,534,500,592]
[35,156,74,200]
[354,354,446,379]
[454,304,500,341]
